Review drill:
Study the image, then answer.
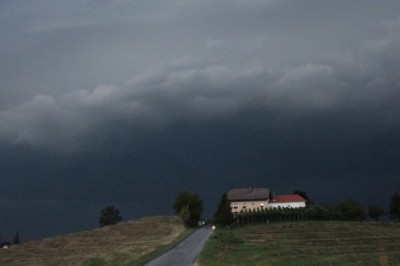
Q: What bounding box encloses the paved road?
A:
[145,226,212,266]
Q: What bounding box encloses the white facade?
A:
[228,189,307,213]
[230,200,268,213]
[269,201,306,209]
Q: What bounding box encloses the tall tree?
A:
[13,232,20,245]
[173,191,204,227]
[214,193,234,226]
[99,206,122,227]
[389,193,400,219]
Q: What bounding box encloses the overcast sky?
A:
[1,0,400,241]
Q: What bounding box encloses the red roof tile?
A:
[272,194,306,203]
[227,187,270,201]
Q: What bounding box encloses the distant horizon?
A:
[1,189,397,242]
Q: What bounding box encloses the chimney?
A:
[270,190,275,201]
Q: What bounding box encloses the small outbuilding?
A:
[269,194,306,209]
[1,241,11,249]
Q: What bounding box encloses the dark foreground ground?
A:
[199,221,400,265]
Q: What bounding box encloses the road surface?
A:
[145,226,212,266]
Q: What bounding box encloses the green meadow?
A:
[200,221,400,266]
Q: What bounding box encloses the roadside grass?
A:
[129,227,195,266]
[0,216,190,266]
[199,221,400,265]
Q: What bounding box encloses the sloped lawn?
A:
[200,221,400,265]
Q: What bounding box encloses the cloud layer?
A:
[1,29,399,152]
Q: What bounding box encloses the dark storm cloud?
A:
[1,1,400,240]
[1,33,400,151]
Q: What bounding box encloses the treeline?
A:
[214,192,400,228]
[234,207,306,226]
[308,192,400,221]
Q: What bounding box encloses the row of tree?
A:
[235,207,307,226]
[98,191,400,229]
[304,192,400,221]
[213,192,400,227]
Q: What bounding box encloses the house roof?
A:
[271,194,306,203]
[227,187,270,201]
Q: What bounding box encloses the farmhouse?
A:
[227,187,306,214]
[227,187,270,213]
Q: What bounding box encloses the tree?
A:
[214,193,234,226]
[389,193,400,219]
[179,205,191,225]
[337,199,366,221]
[99,206,122,227]
[173,191,204,227]
[368,205,385,221]
[305,205,329,220]
[293,190,312,206]
[13,232,20,245]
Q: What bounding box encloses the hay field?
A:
[200,221,400,265]
[0,216,187,266]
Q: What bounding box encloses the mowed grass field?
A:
[0,216,189,266]
[200,221,400,266]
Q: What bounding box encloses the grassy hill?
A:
[200,221,400,265]
[0,216,189,266]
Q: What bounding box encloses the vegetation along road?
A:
[145,226,212,266]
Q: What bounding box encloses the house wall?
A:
[269,201,306,209]
[230,200,269,213]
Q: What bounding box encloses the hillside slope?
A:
[200,221,400,265]
[0,216,186,266]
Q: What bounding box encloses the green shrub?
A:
[213,231,243,244]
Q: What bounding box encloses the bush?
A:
[306,205,330,220]
[99,206,122,227]
[337,199,367,221]
[213,231,243,244]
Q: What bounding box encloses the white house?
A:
[269,194,306,209]
[227,187,270,213]
[227,187,307,214]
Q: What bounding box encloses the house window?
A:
[260,203,264,207]
[243,203,247,208]
[233,203,238,209]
